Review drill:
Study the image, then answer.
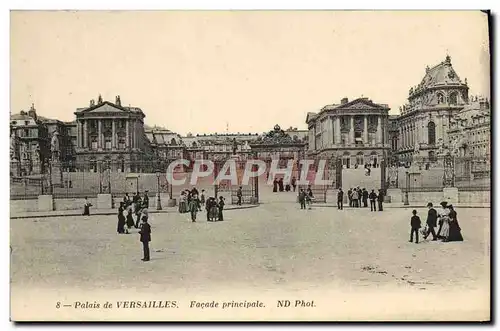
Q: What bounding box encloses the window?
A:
[437,93,444,104]
[427,121,436,145]
[105,135,112,150]
[449,92,458,105]
[24,129,29,137]
[91,136,98,150]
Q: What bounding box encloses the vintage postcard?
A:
[9,10,491,322]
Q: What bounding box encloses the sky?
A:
[10,11,490,135]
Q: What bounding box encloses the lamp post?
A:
[156,170,162,210]
[404,170,410,206]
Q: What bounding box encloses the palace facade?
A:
[73,95,153,172]
[305,97,390,168]
[395,55,470,161]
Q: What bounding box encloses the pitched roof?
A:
[417,56,463,89]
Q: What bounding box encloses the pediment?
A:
[336,98,387,111]
[81,101,128,113]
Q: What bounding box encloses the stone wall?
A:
[458,190,490,204]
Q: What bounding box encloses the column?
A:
[376,116,382,145]
[330,117,334,147]
[76,121,81,148]
[83,120,88,148]
[125,120,130,148]
[335,117,341,145]
[363,115,368,145]
[349,116,354,145]
[423,118,428,145]
[98,120,102,149]
[112,120,116,149]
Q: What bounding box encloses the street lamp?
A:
[404,170,410,206]
[156,170,162,210]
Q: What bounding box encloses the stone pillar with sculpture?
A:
[10,132,20,177]
[50,131,63,186]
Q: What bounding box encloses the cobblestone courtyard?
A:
[10,200,490,320]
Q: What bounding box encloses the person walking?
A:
[377,189,384,211]
[447,205,464,242]
[337,188,344,210]
[351,189,359,208]
[409,210,422,244]
[139,215,151,262]
[424,202,438,241]
[117,202,126,234]
[236,186,243,206]
[218,196,225,221]
[348,188,353,207]
[369,189,377,212]
[200,189,206,211]
[278,178,284,192]
[82,197,92,216]
[306,187,314,210]
[291,177,297,192]
[142,191,150,209]
[188,194,199,222]
[299,189,306,210]
[357,187,362,208]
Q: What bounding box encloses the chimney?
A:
[341,97,349,105]
[28,103,37,121]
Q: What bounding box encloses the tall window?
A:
[437,93,444,104]
[104,134,112,150]
[428,121,436,145]
[449,92,458,105]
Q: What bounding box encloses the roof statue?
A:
[90,99,95,107]
[97,94,103,105]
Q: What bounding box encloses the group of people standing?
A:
[116,191,152,262]
[273,177,297,193]
[178,187,225,222]
[116,191,150,234]
[410,201,464,244]
[336,187,384,211]
[298,186,314,210]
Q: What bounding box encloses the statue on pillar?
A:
[50,131,60,162]
[10,132,17,160]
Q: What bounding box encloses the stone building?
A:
[306,97,390,168]
[10,103,75,175]
[145,126,185,160]
[388,115,400,161]
[448,96,490,158]
[74,95,153,172]
[395,55,469,162]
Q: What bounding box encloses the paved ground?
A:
[11,197,490,320]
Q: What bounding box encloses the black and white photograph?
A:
[8,10,491,321]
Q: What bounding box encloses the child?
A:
[409,210,422,244]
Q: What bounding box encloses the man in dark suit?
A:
[369,189,377,212]
[424,202,438,241]
[362,188,369,208]
[298,189,306,210]
[377,189,384,211]
[337,189,344,210]
[142,191,149,209]
[139,217,151,262]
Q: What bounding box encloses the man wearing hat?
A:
[139,210,151,262]
[424,202,438,241]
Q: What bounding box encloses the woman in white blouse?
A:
[437,201,450,241]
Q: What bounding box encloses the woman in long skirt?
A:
[126,207,135,231]
[117,202,126,234]
[447,205,464,242]
[437,201,451,241]
[82,197,92,216]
